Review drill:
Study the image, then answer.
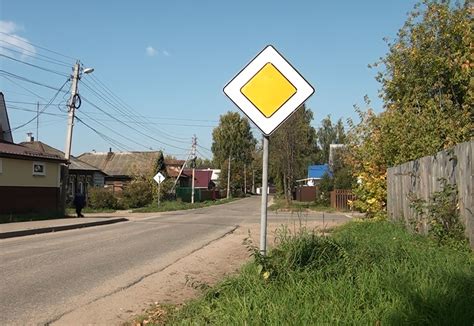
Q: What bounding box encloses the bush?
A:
[88,187,118,209]
[122,181,153,208]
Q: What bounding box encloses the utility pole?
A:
[191,135,197,204]
[65,61,80,161]
[36,101,39,141]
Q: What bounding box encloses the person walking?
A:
[73,192,86,217]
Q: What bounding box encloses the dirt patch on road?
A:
[54,220,345,326]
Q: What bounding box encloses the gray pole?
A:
[191,135,196,204]
[226,153,231,199]
[64,61,80,161]
[157,182,161,206]
[260,135,269,255]
[36,101,39,141]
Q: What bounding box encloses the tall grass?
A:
[166,221,473,325]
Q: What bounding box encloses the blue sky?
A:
[0,0,418,159]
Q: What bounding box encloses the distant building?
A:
[296,164,331,186]
[20,140,107,200]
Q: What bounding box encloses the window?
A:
[33,162,46,176]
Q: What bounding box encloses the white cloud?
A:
[0,20,36,59]
[162,50,170,57]
[146,46,157,57]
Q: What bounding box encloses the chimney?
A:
[26,132,34,142]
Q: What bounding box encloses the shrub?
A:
[88,187,118,209]
[122,181,153,208]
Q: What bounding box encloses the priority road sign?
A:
[153,172,165,184]
[223,45,314,135]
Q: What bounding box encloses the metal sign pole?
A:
[158,182,161,206]
[260,135,269,255]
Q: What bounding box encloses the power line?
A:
[80,95,190,151]
[75,110,156,151]
[0,70,69,92]
[0,44,71,68]
[0,53,69,76]
[0,31,76,61]
[1,75,50,101]
[6,79,69,132]
[82,77,191,143]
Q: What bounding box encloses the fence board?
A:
[387,141,473,248]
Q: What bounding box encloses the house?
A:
[0,140,66,215]
[164,159,190,188]
[0,92,67,215]
[183,169,215,189]
[296,164,331,186]
[0,93,13,143]
[20,139,107,200]
[78,150,190,191]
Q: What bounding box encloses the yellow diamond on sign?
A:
[240,63,296,118]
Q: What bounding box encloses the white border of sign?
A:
[223,45,314,135]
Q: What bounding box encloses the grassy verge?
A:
[135,220,473,325]
[269,198,336,213]
[132,198,238,213]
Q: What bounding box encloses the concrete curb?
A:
[0,218,128,239]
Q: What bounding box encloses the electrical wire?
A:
[1,75,50,101]
[0,44,71,68]
[0,70,69,92]
[80,95,190,151]
[0,53,69,76]
[0,31,76,61]
[5,78,69,132]
[81,78,191,143]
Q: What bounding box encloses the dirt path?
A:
[54,220,346,325]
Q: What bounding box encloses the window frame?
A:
[32,161,46,176]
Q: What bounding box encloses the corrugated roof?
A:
[0,140,65,162]
[20,141,102,172]
[308,164,331,179]
[78,151,162,177]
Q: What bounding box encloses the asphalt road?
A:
[0,196,349,325]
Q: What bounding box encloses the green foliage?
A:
[410,178,468,250]
[87,187,118,209]
[317,172,333,205]
[270,105,316,201]
[166,221,474,325]
[212,112,256,196]
[347,1,472,220]
[121,181,153,208]
[314,115,346,164]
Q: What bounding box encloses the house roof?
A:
[78,151,162,177]
[0,92,13,143]
[20,141,103,173]
[308,164,331,179]
[0,140,66,162]
[184,169,213,188]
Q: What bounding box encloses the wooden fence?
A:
[387,141,473,248]
[330,189,354,211]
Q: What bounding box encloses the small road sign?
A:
[153,172,165,184]
[223,45,314,135]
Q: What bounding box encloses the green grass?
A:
[132,198,238,213]
[269,198,336,212]
[151,220,473,325]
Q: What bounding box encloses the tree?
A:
[269,104,317,202]
[348,1,472,218]
[314,115,346,164]
[212,112,256,197]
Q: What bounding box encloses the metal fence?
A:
[387,141,473,248]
